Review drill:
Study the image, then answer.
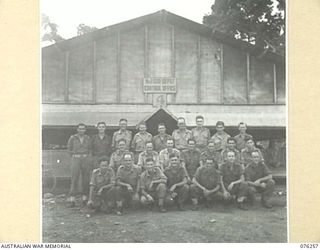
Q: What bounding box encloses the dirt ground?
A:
[42,184,287,243]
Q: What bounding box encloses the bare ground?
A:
[42,185,287,243]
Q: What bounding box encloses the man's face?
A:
[119,120,127,130]
[216,124,224,133]
[166,139,174,149]
[239,124,247,133]
[208,142,215,152]
[170,156,179,167]
[227,152,236,163]
[196,118,204,127]
[228,140,236,149]
[123,155,132,167]
[146,143,153,152]
[118,141,126,151]
[99,160,109,169]
[205,160,214,168]
[178,121,186,130]
[139,124,147,132]
[252,152,260,164]
[158,125,166,134]
[246,140,254,149]
[188,140,196,150]
[146,161,155,172]
[77,125,86,135]
[97,124,106,134]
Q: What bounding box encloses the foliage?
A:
[203,0,285,55]
[41,14,64,43]
[76,24,98,36]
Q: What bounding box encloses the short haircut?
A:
[227,151,235,156]
[97,121,106,127]
[98,156,109,164]
[238,122,247,128]
[118,138,126,144]
[177,117,186,124]
[227,137,236,143]
[145,158,154,163]
[216,121,225,127]
[166,137,174,143]
[119,118,127,123]
[123,152,132,159]
[169,153,178,159]
[205,157,215,162]
[196,115,204,121]
[158,123,166,128]
[146,141,153,146]
[77,123,86,128]
[251,150,261,156]
[208,140,215,145]
[188,138,196,144]
[245,137,254,143]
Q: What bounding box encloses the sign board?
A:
[143,77,176,93]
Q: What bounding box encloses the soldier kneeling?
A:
[140,158,167,212]
[190,157,223,210]
[220,151,250,210]
[245,150,275,208]
[87,156,117,213]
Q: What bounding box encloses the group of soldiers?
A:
[67,115,275,215]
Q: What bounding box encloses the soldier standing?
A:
[111,118,132,150]
[67,123,91,207]
[90,121,112,170]
[180,138,201,182]
[172,117,192,151]
[191,115,211,152]
[234,122,253,151]
[152,123,173,152]
[131,122,153,164]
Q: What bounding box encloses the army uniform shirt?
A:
[194,165,220,190]
[219,162,244,187]
[140,168,167,191]
[131,132,153,152]
[90,167,115,191]
[163,164,188,188]
[210,131,231,152]
[153,134,173,152]
[172,129,192,150]
[111,130,132,150]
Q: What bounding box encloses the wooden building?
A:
[42,10,286,179]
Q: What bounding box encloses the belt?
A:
[73,154,88,158]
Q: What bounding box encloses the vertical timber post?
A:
[64,51,69,103]
[197,36,201,104]
[144,25,149,103]
[92,41,96,103]
[220,44,224,104]
[273,63,277,103]
[116,31,121,103]
[246,53,250,104]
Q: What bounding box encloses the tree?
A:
[203,0,285,55]
[41,14,64,43]
[76,24,98,36]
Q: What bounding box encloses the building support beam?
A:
[170,25,176,104]
[273,63,277,103]
[64,51,69,103]
[220,44,224,104]
[197,36,201,104]
[246,53,250,104]
[116,31,121,103]
[92,41,96,103]
[144,25,149,103]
